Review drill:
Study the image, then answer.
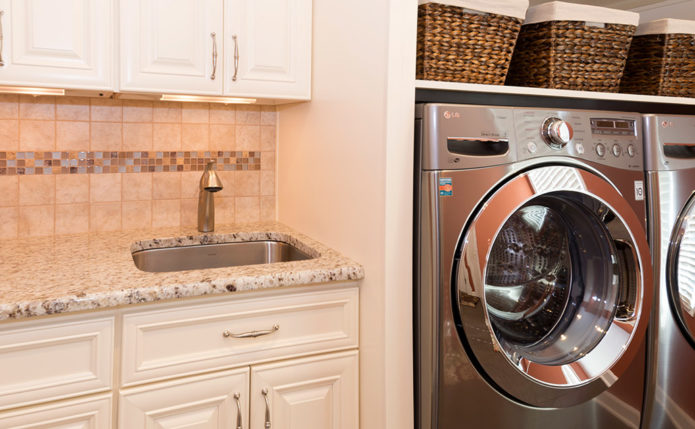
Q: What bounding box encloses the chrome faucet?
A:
[198,161,223,232]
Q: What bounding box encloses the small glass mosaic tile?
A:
[0,151,261,175]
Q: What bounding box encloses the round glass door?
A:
[455,166,650,408]
[667,193,695,347]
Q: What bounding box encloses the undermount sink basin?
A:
[132,240,313,273]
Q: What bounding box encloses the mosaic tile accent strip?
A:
[0,151,261,175]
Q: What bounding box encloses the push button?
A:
[595,143,606,157]
[627,144,636,157]
[612,144,622,157]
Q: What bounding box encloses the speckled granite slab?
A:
[0,222,364,321]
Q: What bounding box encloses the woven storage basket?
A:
[416,2,525,85]
[506,2,638,92]
[620,19,695,97]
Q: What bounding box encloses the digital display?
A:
[615,121,630,129]
[591,118,636,135]
[596,120,614,128]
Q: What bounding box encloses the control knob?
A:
[541,117,573,149]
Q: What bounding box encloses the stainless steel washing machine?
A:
[415,103,653,428]
[643,114,695,429]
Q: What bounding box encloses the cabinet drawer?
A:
[0,394,112,428]
[122,285,358,386]
[0,315,114,411]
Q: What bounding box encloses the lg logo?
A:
[662,120,674,128]
[443,111,460,119]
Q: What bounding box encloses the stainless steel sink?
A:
[132,240,313,273]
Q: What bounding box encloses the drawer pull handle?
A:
[234,392,243,429]
[222,324,279,338]
[262,387,271,428]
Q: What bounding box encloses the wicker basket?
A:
[416,3,523,85]
[620,20,695,97]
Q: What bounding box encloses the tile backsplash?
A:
[0,95,276,238]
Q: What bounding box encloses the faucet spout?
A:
[198,162,223,232]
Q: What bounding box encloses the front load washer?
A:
[415,104,652,428]
[643,114,695,428]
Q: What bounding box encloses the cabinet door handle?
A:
[262,387,271,428]
[210,32,217,80]
[0,10,5,67]
[233,392,243,429]
[232,34,239,81]
[222,324,279,339]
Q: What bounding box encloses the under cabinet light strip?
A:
[0,86,65,96]
[160,94,256,104]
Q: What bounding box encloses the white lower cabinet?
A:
[0,394,112,428]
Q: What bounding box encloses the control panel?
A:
[515,109,643,170]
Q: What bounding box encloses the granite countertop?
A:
[0,222,364,321]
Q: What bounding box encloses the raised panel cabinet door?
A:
[119,368,250,429]
[0,394,112,428]
[250,351,358,429]
[0,0,113,90]
[120,0,223,94]
[224,0,311,100]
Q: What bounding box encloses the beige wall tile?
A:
[260,126,276,151]
[260,106,277,125]
[56,175,89,204]
[153,101,181,123]
[181,124,209,151]
[260,196,276,221]
[0,176,18,206]
[56,121,89,151]
[56,97,90,121]
[19,120,55,151]
[123,100,154,123]
[261,151,275,171]
[55,203,89,235]
[216,197,235,225]
[152,199,180,228]
[153,123,181,151]
[236,106,260,125]
[235,196,259,222]
[182,104,209,123]
[209,124,235,151]
[19,205,54,237]
[210,104,235,124]
[152,172,181,200]
[90,202,121,232]
[235,171,259,196]
[91,122,122,151]
[123,123,153,151]
[180,171,201,199]
[19,175,55,205]
[0,119,19,150]
[91,98,122,122]
[215,170,235,198]
[236,125,260,151]
[180,199,197,227]
[260,171,274,196]
[122,201,152,230]
[0,206,18,238]
[123,173,152,201]
[0,95,18,119]
[19,96,55,120]
[90,173,121,202]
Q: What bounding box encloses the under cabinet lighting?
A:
[160,94,256,104]
[0,86,65,96]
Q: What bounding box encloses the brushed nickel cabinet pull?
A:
[210,32,217,80]
[233,392,243,429]
[262,387,271,428]
[232,34,239,81]
[222,324,279,338]
[0,11,5,67]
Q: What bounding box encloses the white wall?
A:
[277,1,417,428]
[633,0,695,21]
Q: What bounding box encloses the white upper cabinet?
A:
[0,0,113,90]
[120,0,223,94]
[224,0,312,100]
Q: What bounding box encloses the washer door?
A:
[667,192,695,348]
[455,165,651,408]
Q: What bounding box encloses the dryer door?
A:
[455,165,651,408]
[666,192,695,347]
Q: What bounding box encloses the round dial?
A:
[541,118,573,149]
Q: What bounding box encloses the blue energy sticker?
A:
[439,178,453,196]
